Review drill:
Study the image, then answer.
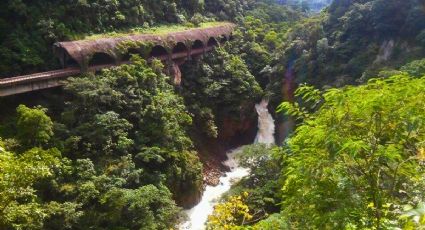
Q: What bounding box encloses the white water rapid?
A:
[254,100,275,145]
[180,100,275,230]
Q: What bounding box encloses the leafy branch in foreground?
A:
[276,83,323,121]
[276,74,425,229]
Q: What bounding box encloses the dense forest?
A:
[0,0,424,229]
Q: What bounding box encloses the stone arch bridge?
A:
[0,23,235,96]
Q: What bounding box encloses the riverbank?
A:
[182,148,250,230]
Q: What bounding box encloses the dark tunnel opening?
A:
[173,42,188,54]
[191,40,204,50]
[207,37,218,47]
[89,52,115,66]
[220,35,228,43]
[150,45,168,59]
[65,57,79,68]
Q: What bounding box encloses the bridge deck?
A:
[0,68,80,86]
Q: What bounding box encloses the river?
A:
[180,100,275,230]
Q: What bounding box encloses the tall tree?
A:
[16,104,53,148]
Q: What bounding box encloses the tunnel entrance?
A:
[89,53,115,66]
[192,40,204,50]
[150,45,168,59]
[173,42,188,54]
[220,35,228,43]
[65,57,79,68]
[207,37,218,47]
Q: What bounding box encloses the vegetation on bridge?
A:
[84,21,230,40]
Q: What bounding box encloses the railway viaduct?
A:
[0,23,235,96]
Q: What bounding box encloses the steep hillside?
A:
[273,0,425,88]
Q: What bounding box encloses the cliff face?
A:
[275,0,425,88]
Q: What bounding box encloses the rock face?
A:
[183,107,257,208]
[375,40,395,64]
[218,102,258,147]
[177,186,203,209]
[171,61,182,85]
[203,160,224,186]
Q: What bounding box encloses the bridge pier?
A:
[169,58,187,85]
[171,62,182,85]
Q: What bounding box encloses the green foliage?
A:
[49,154,182,229]
[181,48,263,137]
[248,213,289,230]
[264,31,279,49]
[115,40,154,58]
[274,0,425,87]
[85,21,225,40]
[207,192,252,229]
[63,56,192,155]
[2,1,425,229]
[204,0,255,20]
[230,145,282,217]
[61,56,202,210]
[95,185,180,230]
[401,58,425,77]
[227,5,301,86]
[277,74,425,228]
[71,111,134,156]
[276,83,323,120]
[401,202,425,229]
[190,13,205,26]
[207,144,283,229]
[209,67,425,230]
[16,104,53,148]
[208,2,305,112]
[199,48,263,107]
[0,141,66,229]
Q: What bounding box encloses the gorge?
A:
[182,100,275,230]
